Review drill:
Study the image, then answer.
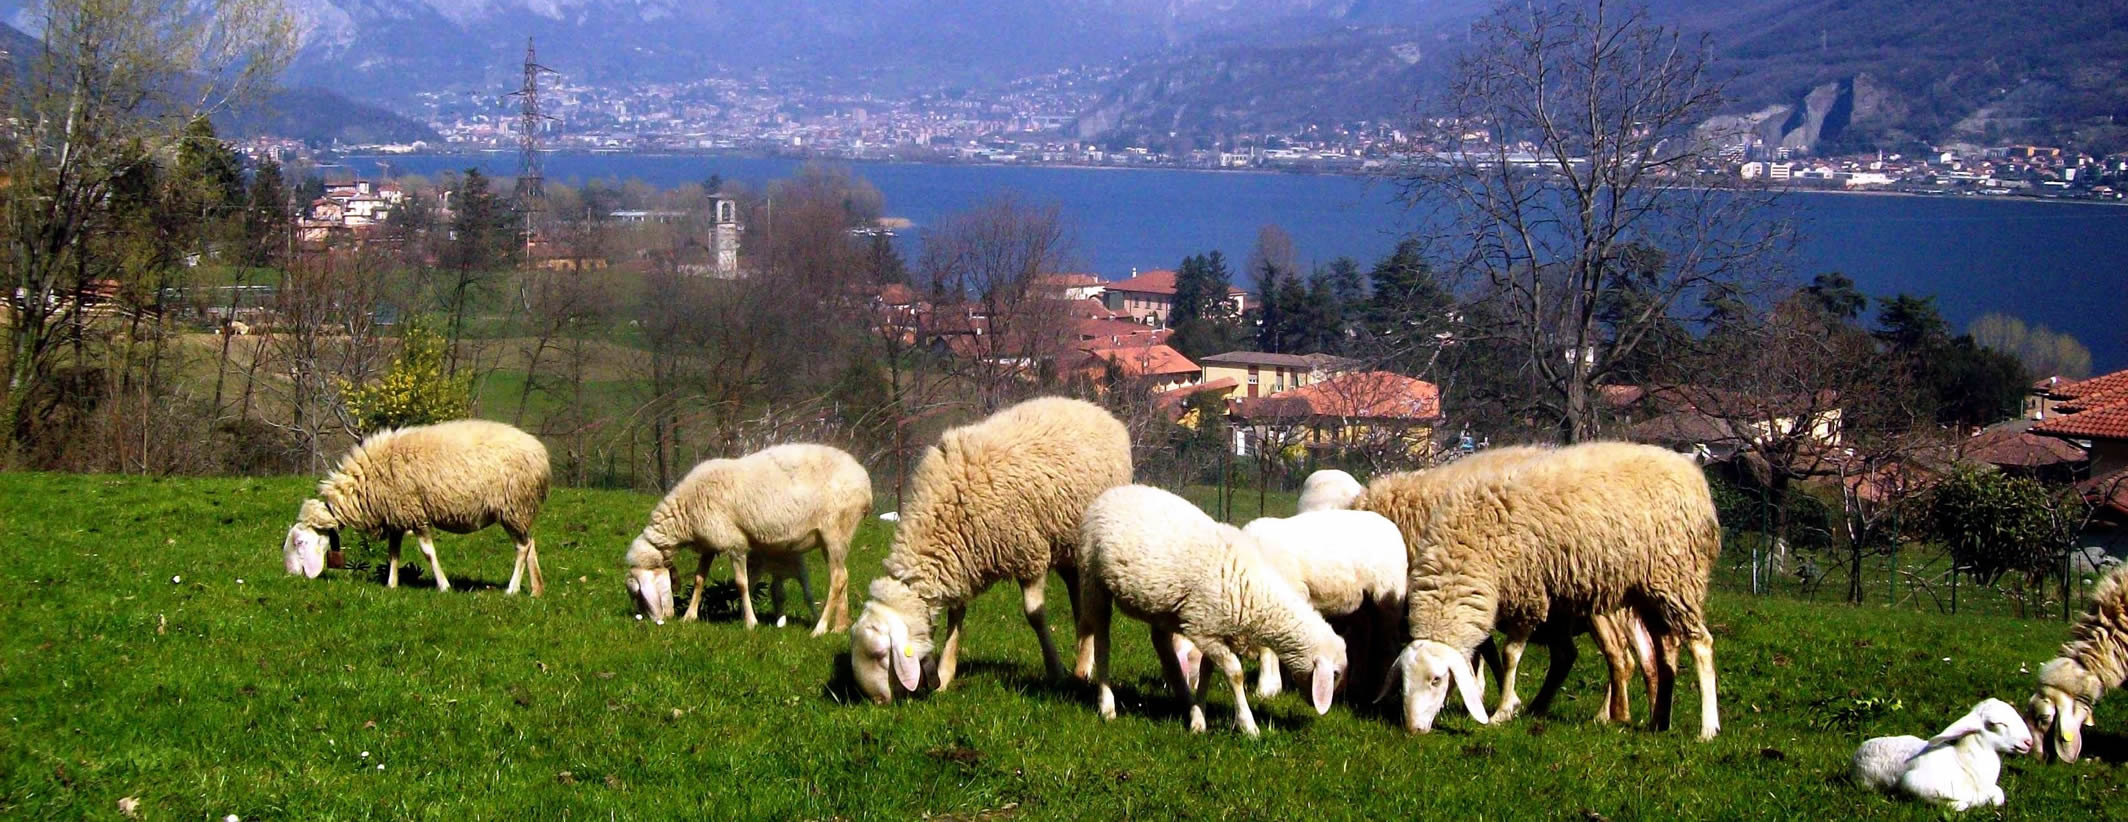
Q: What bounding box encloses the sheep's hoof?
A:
[1489,706,1519,724]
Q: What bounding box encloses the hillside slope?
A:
[1076,1,2128,153]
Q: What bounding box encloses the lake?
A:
[343,152,2128,371]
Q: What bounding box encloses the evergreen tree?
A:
[867,231,908,285]
[241,160,290,268]
[438,168,520,371]
[1255,264,1287,353]
[1874,294,1949,353]
[1364,240,1453,336]
[1325,256,1365,309]
[1803,272,1866,320]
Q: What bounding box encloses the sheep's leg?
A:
[794,560,819,626]
[732,552,758,630]
[1588,614,1635,724]
[1057,566,1092,678]
[681,550,713,622]
[1642,615,1679,732]
[1150,625,1193,708]
[525,538,544,597]
[1689,633,1719,740]
[765,568,788,624]
[1255,646,1283,698]
[1187,648,1215,734]
[505,533,530,596]
[1079,584,1114,721]
[415,531,450,592]
[1529,631,1576,717]
[1490,636,1528,723]
[386,532,404,589]
[1022,577,1068,682]
[811,552,842,637]
[936,606,967,691]
[1202,643,1257,737]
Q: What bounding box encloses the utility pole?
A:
[509,38,558,255]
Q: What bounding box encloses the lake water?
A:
[344,152,2128,371]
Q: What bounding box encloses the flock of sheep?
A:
[275,397,2128,812]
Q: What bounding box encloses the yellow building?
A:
[1197,351,1353,401]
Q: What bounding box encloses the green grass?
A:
[2,473,2125,818]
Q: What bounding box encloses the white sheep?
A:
[1296,468,1365,513]
[1235,509,1406,699]
[1368,442,1722,738]
[1077,484,1347,737]
[1852,698,2035,811]
[2030,563,2128,762]
[281,419,549,594]
[851,396,1132,703]
[624,443,870,636]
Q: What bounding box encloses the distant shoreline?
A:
[336,150,2128,208]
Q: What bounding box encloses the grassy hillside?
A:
[1,472,2123,817]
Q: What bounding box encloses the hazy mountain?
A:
[1076,0,2128,153]
[268,0,1485,102]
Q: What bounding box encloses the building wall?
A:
[1200,362,1327,400]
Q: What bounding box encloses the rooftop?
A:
[1200,351,1353,369]
[1082,343,1200,378]
[2032,398,2128,442]
[1234,370,1441,422]
[1959,420,2087,468]
[1104,269,1246,297]
[2048,368,2128,400]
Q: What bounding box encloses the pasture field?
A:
[1,472,2124,819]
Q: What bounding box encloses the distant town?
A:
[238,64,2128,205]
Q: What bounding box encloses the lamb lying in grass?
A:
[1852,699,2034,811]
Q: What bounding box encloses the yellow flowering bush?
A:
[340,323,470,433]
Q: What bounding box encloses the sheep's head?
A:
[850,578,929,704]
[2032,658,2101,762]
[623,537,675,624]
[1932,698,2036,757]
[281,499,336,578]
[1391,640,1488,734]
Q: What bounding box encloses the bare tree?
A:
[1,0,294,447]
[1398,0,1790,442]
[918,194,1079,411]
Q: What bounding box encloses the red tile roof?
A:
[2081,467,2128,517]
[1959,423,2087,467]
[1082,343,1200,378]
[2032,398,2128,441]
[2050,368,2128,400]
[876,283,918,306]
[2056,385,2128,414]
[1074,316,1165,345]
[1235,371,1442,422]
[1104,269,1246,297]
[1066,298,1123,321]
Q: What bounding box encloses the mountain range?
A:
[11,0,2128,152]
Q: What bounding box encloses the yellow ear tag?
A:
[901,645,914,657]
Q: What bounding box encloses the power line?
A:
[507,37,559,253]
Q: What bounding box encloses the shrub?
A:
[339,322,470,434]
[1926,466,2080,585]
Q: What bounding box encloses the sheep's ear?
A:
[1926,710,1990,746]
[654,569,675,623]
[888,617,921,691]
[1377,644,1417,704]
[1310,660,1336,715]
[1448,648,1488,725]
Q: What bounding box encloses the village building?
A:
[1197,351,1353,400]
[1100,269,1247,326]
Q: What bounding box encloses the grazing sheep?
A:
[1077,485,1347,736]
[1852,699,2034,810]
[850,396,1132,704]
[1372,442,1722,738]
[624,443,870,636]
[281,419,549,595]
[2030,563,2128,762]
[1296,469,1366,513]
[1236,509,1406,699]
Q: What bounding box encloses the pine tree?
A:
[1255,264,1287,353]
[242,160,290,268]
